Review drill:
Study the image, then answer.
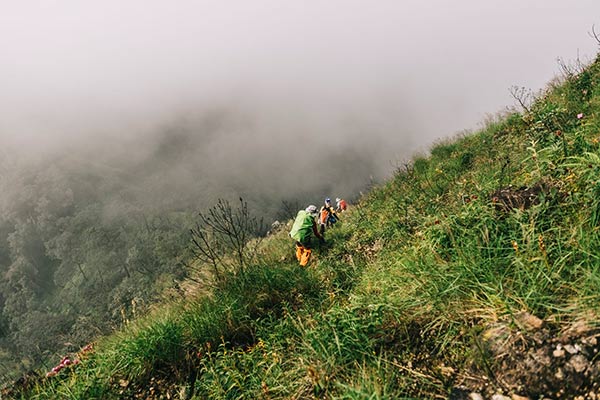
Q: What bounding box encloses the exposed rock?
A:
[455,319,600,399]
[515,312,544,331]
[553,347,565,358]
[267,220,282,235]
[490,182,553,213]
[569,355,589,373]
[564,344,579,354]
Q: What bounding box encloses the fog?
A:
[1,0,599,211]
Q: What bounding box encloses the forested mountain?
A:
[0,158,194,378]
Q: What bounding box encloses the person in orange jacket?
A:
[319,198,339,235]
[335,197,348,212]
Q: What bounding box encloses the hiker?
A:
[289,205,324,266]
[335,197,347,212]
[319,198,339,235]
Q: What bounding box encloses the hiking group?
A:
[289,197,348,267]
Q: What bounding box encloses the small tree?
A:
[190,198,264,282]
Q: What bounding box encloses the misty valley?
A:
[0,115,375,382]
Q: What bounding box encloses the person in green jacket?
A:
[289,205,324,266]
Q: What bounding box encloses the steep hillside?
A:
[6,53,600,399]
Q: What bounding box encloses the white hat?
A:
[305,205,318,216]
[336,198,341,202]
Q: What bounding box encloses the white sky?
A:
[0,0,599,167]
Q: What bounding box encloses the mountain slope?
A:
[7,53,600,399]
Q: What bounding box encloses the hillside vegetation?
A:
[0,107,377,381]
[7,53,600,399]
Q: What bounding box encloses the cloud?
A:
[0,0,598,210]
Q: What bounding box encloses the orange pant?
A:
[295,244,312,267]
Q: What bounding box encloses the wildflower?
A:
[511,240,519,253]
[261,381,270,396]
[538,234,546,254]
[555,130,562,137]
[577,113,584,119]
[81,343,94,353]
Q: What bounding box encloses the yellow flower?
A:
[511,240,519,253]
[538,234,546,254]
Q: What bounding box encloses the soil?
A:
[452,313,600,400]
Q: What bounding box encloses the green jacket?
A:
[289,210,316,244]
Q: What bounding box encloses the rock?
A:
[570,320,590,335]
[553,348,565,357]
[492,395,511,400]
[469,393,484,400]
[582,336,597,346]
[528,348,551,366]
[511,394,530,400]
[267,220,282,236]
[589,392,597,400]
[515,311,544,331]
[569,354,589,373]
[564,344,579,354]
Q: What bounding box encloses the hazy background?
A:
[1,0,599,210]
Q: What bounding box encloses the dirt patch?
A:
[454,314,600,399]
[490,182,553,213]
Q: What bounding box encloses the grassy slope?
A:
[14,54,600,399]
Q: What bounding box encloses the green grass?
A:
[12,53,600,399]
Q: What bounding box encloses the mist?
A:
[1,0,599,212]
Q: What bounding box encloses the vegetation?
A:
[4,52,600,398]
[0,127,368,382]
[0,170,196,381]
